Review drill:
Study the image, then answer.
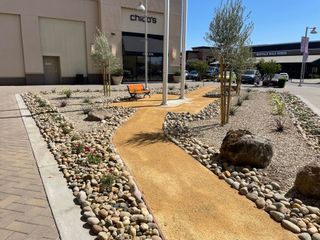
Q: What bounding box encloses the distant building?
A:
[187,41,320,78]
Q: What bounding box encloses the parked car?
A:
[206,67,219,79]
[270,74,281,86]
[280,72,289,81]
[241,70,261,84]
[188,70,199,80]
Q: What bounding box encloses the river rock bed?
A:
[22,93,164,240]
[163,91,320,238]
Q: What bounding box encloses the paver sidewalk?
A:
[0,88,59,240]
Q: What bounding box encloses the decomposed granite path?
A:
[113,87,297,240]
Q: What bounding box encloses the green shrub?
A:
[229,106,237,116]
[63,89,72,98]
[83,97,91,104]
[271,93,285,115]
[60,100,67,107]
[61,126,72,134]
[82,106,92,115]
[36,97,47,107]
[87,153,102,164]
[72,143,84,154]
[236,97,243,106]
[100,173,117,191]
[278,77,286,88]
[112,68,124,76]
[243,94,250,100]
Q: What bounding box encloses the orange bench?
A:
[127,84,151,101]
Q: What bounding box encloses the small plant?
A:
[63,89,72,98]
[51,89,56,93]
[246,88,252,93]
[168,85,176,91]
[243,94,250,100]
[87,153,102,164]
[275,118,286,132]
[60,100,68,107]
[229,106,237,116]
[82,106,92,115]
[61,125,72,134]
[100,172,117,191]
[185,83,189,90]
[71,134,81,141]
[36,97,47,107]
[236,97,243,106]
[83,97,91,104]
[271,93,285,115]
[112,68,124,77]
[72,142,84,154]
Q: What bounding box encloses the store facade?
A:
[0,0,182,85]
[188,41,320,79]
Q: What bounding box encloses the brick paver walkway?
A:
[0,87,59,240]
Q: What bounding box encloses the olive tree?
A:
[206,0,253,126]
[91,29,119,96]
[231,45,254,95]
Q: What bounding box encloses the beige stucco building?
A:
[0,0,182,85]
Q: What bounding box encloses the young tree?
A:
[257,59,281,83]
[91,29,119,96]
[206,0,253,126]
[190,60,209,80]
[232,45,254,95]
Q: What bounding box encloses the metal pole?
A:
[162,0,170,105]
[299,27,308,87]
[180,0,187,99]
[145,0,148,89]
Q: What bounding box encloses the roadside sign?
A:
[301,37,309,54]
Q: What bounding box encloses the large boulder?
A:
[295,161,320,199]
[85,110,113,122]
[220,129,273,168]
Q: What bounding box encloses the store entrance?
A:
[123,55,162,82]
[122,32,163,82]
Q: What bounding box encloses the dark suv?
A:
[241,70,261,84]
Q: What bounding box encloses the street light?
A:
[137,1,149,89]
[180,0,187,99]
[162,0,170,105]
[299,26,317,86]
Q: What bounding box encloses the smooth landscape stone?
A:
[255,198,266,209]
[92,225,103,234]
[97,231,110,240]
[239,187,248,195]
[307,206,320,214]
[299,233,312,240]
[282,220,301,233]
[152,236,162,240]
[246,193,259,202]
[270,211,285,222]
[271,182,281,191]
[87,217,100,226]
[312,233,320,240]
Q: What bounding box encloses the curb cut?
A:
[16,94,95,240]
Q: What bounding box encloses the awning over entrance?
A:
[255,55,320,63]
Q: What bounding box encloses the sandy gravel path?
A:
[113,87,296,240]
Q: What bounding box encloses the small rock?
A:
[140,223,149,231]
[298,233,312,240]
[255,198,265,209]
[239,187,248,195]
[282,220,301,233]
[97,231,110,240]
[246,193,258,202]
[87,217,100,226]
[92,225,103,234]
[270,211,285,222]
[152,236,162,240]
[98,209,108,219]
[307,206,320,215]
[312,233,320,240]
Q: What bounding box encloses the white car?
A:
[280,73,289,81]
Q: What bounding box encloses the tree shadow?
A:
[188,123,221,135]
[285,187,320,208]
[125,132,168,146]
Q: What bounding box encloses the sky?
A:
[187,0,320,50]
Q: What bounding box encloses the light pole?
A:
[162,0,170,105]
[137,1,149,89]
[180,0,187,99]
[299,26,317,87]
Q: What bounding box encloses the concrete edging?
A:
[16,94,95,240]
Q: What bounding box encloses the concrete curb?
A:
[16,94,95,240]
[296,94,320,116]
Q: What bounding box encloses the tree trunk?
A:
[220,57,225,126]
[103,67,106,96]
[223,65,227,125]
[226,67,232,123]
[236,75,241,95]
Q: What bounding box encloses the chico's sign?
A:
[130,14,157,24]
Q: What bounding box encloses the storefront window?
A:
[122,32,163,82]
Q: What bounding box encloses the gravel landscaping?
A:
[163,89,320,238]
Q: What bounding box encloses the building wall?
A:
[0,0,182,85]
[0,13,25,84]
[39,18,87,78]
